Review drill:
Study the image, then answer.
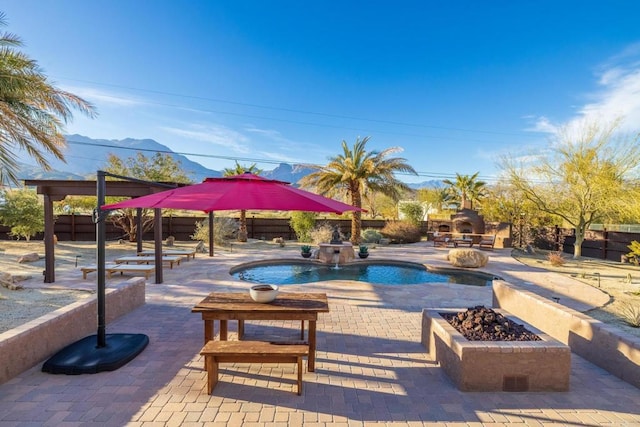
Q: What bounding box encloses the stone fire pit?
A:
[421,308,570,392]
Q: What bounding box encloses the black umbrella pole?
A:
[96,171,107,347]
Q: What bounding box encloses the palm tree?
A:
[301,136,417,243]
[0,13,95,185]
[222,161,261,242]
[442,172,486,210]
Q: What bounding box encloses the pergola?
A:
[24,179,178,283]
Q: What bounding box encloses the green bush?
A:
[0,189,45,241]
[289,211,316,242]
[191,217,238,246]
[361,228,382,244]
[399,202,424,226]
[380,221,421,244]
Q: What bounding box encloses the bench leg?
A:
[205,355,218,394]
[300,321,305,340]
[297,356,303,395]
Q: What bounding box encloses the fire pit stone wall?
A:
[421,308,571,392]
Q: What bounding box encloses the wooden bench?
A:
[137,249,197,261]
[200,340,309,395]
[81,264,155,280]
[114,255,182,269]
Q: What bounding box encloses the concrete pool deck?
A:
[0,242,638,425]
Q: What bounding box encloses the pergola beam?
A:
[24,179,180,283]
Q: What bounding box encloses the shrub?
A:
[190,217,238,246]
[309,222,342,245]
[300,245,312,253]
[358,245,369,254]
[627,241,640,265]
[289,211,316,242]
[361,228,383,244]
[380,221,421,244]
[547,251,566,267]
[618,301,640,327]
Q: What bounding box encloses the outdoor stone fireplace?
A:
[451,209,485,234]
[421,308,571,392]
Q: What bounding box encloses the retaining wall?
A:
[0,278,145,384]
[493,280,640,389]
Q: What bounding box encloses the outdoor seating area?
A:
[2,242,639,425]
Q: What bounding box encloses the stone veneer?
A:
[0,278,145,384]
[422,308,571,392]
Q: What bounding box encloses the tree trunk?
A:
[350,189,362,244]
[573,230,584,258]
[237,210,248,242]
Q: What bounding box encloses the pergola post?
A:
[209,211,214,257]
[136,208,143,254]
[154,208,163,284]
[43,194,55,283]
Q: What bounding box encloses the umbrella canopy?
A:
[101,172,363,213]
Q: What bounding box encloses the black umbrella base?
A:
[42,333,149,375]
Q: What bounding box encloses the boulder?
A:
[17,252,40,263]
[0,272,28,290]
[446,248,489,268]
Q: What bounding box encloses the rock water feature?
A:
[441,306,541,341]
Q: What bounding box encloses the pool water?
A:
[231,261,496,286]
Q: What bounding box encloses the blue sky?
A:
[3,1,640,183]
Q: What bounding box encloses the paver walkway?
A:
[1,243,639,426]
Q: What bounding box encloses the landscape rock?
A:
[0,272,27,290]
[17,252,40,263]
[441,306,541,341]
[446,248,488,268]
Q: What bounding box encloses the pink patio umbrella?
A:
[101,172,361,214]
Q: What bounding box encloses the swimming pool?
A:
[230,260,500,286]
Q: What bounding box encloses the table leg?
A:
[204,320,213,344]
[238,320,244,339]
[308,320,317,372]
[220,320,228,340]
[300,320,305,340]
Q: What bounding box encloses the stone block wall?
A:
[422,308,570,391]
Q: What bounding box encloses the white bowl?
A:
[249,284,279,303]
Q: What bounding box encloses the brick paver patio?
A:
[1,243,638,426]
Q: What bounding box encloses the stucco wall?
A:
[0,278,145,384]
[493,280,640,389]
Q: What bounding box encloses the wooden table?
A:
[192,292,329,371]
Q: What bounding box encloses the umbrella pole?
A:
[96,171,107,347]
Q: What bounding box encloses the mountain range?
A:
[16,134,442,188]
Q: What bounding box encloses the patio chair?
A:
[478,235,496,250]
[433,233,454,247]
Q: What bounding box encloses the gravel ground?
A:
[0,240,158,334]
[513,248,640,338]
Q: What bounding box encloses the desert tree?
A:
[301,136,416,243]
[502,119,640,258]
[0,187,44,240]
[0,13,95,185]
[104,152,192,241]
